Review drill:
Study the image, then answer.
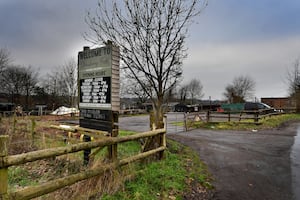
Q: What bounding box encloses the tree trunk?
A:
[153,95,165,129]
[25,89,29,111]
[296,90,300,113]
[142,95,165,161]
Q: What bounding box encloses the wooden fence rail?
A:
[0,129,166,200]
[184,109,281,131]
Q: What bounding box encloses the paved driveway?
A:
[119,113,185,133]
[169,127,297,200]
[119,113,300,200]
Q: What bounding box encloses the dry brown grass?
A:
[2,115,132,200]
[33,159,131,200]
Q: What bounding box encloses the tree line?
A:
[0,48,77,111]
[2,44,298,113]
[3,44,298,113]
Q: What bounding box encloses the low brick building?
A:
[261,97,295,111]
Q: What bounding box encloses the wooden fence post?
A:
[158,116,167,160]
[163,115,167,131]
[239,112,243,122]
[108,129,118,161]
[83,135,91,165]
[228,112,231,122]
[108,112,119,161]
[184,113,188,131]
[206,111,210,123]
[30,118,36,148]
[254,111,259,123]
[0,135,9,200]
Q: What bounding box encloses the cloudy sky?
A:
[1,0,300,100]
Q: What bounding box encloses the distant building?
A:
[261,97,295,111]
[174,103,199,112]
[174,100,223,112]
[0,102,15,112]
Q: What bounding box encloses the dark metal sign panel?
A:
[80,109,112,121]
[79,118,113,132]
[79,77,111,106]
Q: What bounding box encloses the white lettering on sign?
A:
[78,47,111,60]
[79,77,111,106]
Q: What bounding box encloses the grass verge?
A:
[3,117,212,200]
[101,138,213,200]
[178,113,300,131]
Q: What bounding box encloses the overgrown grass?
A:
[101,138,212,200]
[4,118,212,199]
[180,113,300,131]
[117,130,141,159]
[8,166,39,189]
[102,152,185,200]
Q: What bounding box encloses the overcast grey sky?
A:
[1,0,300,100]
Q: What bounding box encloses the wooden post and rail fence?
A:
[184,109,281,131]
[0,128,166,200]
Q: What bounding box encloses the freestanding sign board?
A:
[78,42,120,132]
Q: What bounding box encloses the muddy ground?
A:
[168,122,299,200]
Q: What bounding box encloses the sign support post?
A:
[78,41,120,163]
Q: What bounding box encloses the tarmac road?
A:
[169,127,297,200]
[119,113,300,200]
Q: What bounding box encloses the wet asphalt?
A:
[119,113,300,200]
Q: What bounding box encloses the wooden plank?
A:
[0,167,8,199]
[108,129,118,161]
[73,126,109,136]
[4,129,165,167]
[9,146,166,200]
[0,135,8,157]
[49,125,108,140]
[0,135,9,199]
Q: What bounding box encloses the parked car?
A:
[244,102,276,114]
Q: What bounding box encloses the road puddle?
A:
[291,127,300,199]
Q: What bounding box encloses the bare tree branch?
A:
[0,48,11,73]
[85,0,207,127]
[286,58,300,112]
[223,75,255,103]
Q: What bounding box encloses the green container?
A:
[221,103,245,112]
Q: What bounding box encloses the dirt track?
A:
[168,122,299,200]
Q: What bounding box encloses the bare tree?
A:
[85,0,208,128]
[0,48,11,73]
[223,75,255,103]
[1,65,38,107]
[178,84,189,103]
[2,65,24,104]
[121,78,150,107]
[61,59,78,107]
[22,66,39,110]
[223,85,238,103]
[41,72,60,109]
[0,48,12,94]
[42,58,78,108]
[286,58,300,112]
[187,79,204,104]
[42,71,58,96]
